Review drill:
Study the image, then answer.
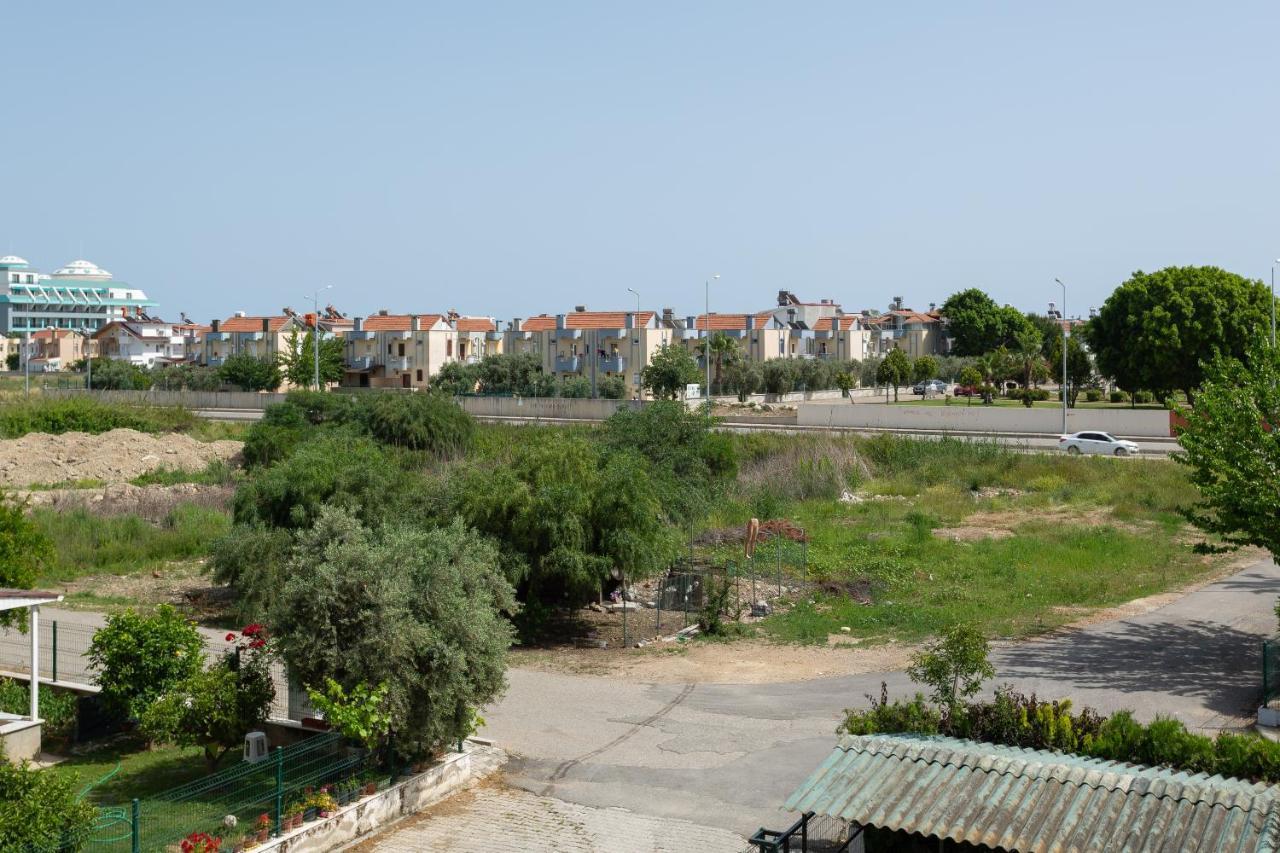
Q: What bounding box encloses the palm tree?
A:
[696,332,739,395]
[1013,329,1044,391]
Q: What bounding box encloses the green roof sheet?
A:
[786,734,1280,853]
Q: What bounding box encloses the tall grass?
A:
[32,504,231,581]
[0,397,200,437]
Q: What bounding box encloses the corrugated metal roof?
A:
[786,735,1280,853]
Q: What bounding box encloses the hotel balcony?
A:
[554,355,582,373]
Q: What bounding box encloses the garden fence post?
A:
[273,746,284,836]
[51,620,57,683]
[656,570,662,636]
[130,799,140,853]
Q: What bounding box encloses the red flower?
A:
[225,633,236,642]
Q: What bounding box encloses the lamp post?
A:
[627,287,640,317]
[306,285,333,389]
[1053,278,1068,434]
[705,274,720,403]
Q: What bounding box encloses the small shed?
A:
[784,734,1280,852]
[0,589,64,762]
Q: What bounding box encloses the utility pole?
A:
[704,274,719,405]
[1054,278,1068,433]
[306,285,333,389]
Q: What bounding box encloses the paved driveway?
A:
[485,559,1280,837]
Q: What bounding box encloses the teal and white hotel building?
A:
[0,255,155,335]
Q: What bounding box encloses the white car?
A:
[1058,431,1139,456]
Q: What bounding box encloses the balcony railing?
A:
[348,355,375,370]
[386,356,411,371]
[555,355,582,373]
[206,356,225,367]
[598,355,627,373]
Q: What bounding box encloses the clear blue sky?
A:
[3,2,1276,324]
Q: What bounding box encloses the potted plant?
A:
[254,814,271,844]
[313,791,338,819]
[241,834,258,852]
[337,781,351,806]
[180,832,222,853]
[284,802,303,831]
[361,771,377,797]
[232,836,247,853]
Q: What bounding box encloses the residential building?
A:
[27,328,88,371]
[862,297,951,358]
[203,313,307,368]
[452,314,502,363]
[341,311,454,389]
[679,313,789,365]
[0,256,156,335]
[512,309,673,396]
[92,317,191,367]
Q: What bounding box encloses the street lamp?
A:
[705,274,720,403]
[1053,278,1068,434]
[306,285,334,389]
[627,287,640,317]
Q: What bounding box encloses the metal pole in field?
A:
[705,274,719,406]
[1054,278,1068,433]
[274,746,284,836]
[307,285,333,389]
[1272,261,1278,348]
[131,799,140,853]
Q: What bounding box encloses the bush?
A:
[558,375,592,398]
[905,624,994,708]
[217,352,281,392]
[598,375,627,399]
[208,524,295,621]
[1110,390,1129,403]
[0,755,96,851]
[0,494,54,626]
[87,605,205,722]
[88,358,153,390]
[1134,390,1154,404]
[356,392,474,455]
[841,684,942,736]
[1084,388,1103,402]
[0,678,77,743]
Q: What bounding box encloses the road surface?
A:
[484,558,1279,837]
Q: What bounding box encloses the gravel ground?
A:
[0,428,240,487]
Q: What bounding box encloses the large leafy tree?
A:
[87,605,206,722]
[218,352,282,392]
[696,332,739,394]
[641,343,700,400]
[1175,342,1280,558]
[1046,334,1094,407]
[277,328,345,389]
[940,289,1031,356]
[271,510,516,756]
[1086,266,1272,401]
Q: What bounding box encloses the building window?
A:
[397,343,405,357]
[446,340,453,357]
[416,369,423,382]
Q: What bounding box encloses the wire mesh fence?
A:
[1263,637,1280,706]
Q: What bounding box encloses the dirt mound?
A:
[18,482,233,521]
[0,429,241,488]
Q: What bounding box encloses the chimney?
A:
[353,316,363,332]
[556,314,567,330]
[625,312,635,329]
[929,302,936,313]
[662,308,674,327]
[686,315,696,329]
[744,315,754,330]
[411,315,422,332]
[574,305,586,313]
[378,309,389,316]
[235,311,246,318]
[261,317,270,334]
[211,319,220,333]
[512,318,522,331]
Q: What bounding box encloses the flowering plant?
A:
[180,831,222,853]
[225,623,270,651]
[255,813,271,830]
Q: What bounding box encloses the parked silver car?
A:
[1058,431,1140,456]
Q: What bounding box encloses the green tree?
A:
[876,349,912,400]
[641,343,700,400]
[911,355,938,384]
[88,358,153,390]
[834,371,854,397]
[598,374,628,399]
[430,360,479,395]
[0,495,54,628]
[356,391,474,454]
[957,366,982,388]
[906,624,995,709]
[4,352,17,371]
[696,332,739,394]
[271,510,516,756]
[1086,266,1273,401]
[762,359,798,395]
[558,375,592,398]
[87,605,205,722]
[1047,334,1093,407]
[1012,328,1045,391]
[0,755,96,851]
[1175,342,1280,559]
[306,679,391,751]
[474,352,546,395]
[940,289,1031,356]
[218,352,282,392]
[139,630,275,770]
[277,328,345,389]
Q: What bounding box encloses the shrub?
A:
[1134,390,1154,404]
[0,494,54,627]
[88,358,153,390]
[208,524,295,621]
[217,352,281,392]
[0,754,96,850]
[0,397,198,437]
[1084,388,1103,402]
[841,684,941,736]
[905,624,994,708]
[88,605,205,722]
[558,375,592,398]
[0,678,77,743]
[356,392,474,455]
[598,375,627,399]
[1110,390,1128,403]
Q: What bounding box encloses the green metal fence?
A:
[1262,637,1280,705]
[60,731,383,852]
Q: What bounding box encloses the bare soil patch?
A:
[932,505,1145,542]
[51,560,215,612]
[0,428,241,488]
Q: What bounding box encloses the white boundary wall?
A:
[797,403,1174,437]
[457,396,642,420]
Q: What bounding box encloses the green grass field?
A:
[706,433,1214,643]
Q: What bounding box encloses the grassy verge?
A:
[32,504,231,582]
[707,434,1215,644]
[0,396,248,441]
[130,460,238,487]
[45,738,225,804]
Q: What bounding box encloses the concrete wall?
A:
[0,721,42,763]
[458,396,642,421]
[797,402,1174,437]
[260,748,474,853]
[44,388,288,409]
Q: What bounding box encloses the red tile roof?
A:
[31,328,77,340]
[522,312,655,331]
[220,315,294,333]
[814,316,860,331]
[360,314,445,332]
[455,317,496,333]
[692,313,778,330]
